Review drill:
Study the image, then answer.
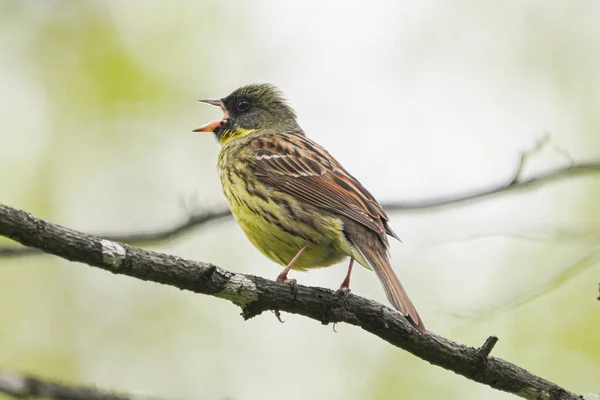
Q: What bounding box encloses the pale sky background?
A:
[1,1,599,399]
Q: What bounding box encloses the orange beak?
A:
[192,120,222,133]
[193,99,225,132]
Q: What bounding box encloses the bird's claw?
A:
[276,274,297,289]
[336,286,351,297]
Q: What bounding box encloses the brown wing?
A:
[250,132,399,241]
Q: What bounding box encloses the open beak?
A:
[197,99,222,107]
[193,99,225,132]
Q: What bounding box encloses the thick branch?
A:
[1,159,599,257]
[0,370,160,400]
[0,204,584,400]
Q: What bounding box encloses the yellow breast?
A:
[217,143,352,270]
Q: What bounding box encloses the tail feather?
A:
[340,216,426,333]
[357,245,426,333]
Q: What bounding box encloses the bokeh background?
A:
[1,1,599,399]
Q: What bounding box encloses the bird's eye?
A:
[236,99,251,113]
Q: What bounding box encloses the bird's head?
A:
[194,83,301,145]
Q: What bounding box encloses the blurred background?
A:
[1,1,599,399]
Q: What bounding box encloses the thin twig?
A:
[390,162,600,210]
[509,134,550,185]
[477,336,499,360]
[0,209,232,257]
[0,204,585,400]
[0,370,160,400]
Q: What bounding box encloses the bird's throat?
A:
[217,127,257,146]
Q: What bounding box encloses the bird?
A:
[193,83,426,333]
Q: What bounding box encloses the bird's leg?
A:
[276,246,307,287]
[336,258,354,295]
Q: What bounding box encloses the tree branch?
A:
[0,370,160,400]
[0,204,585,400]
[1,157,599,258]
[390,161,600,210]
[0,209,232,257]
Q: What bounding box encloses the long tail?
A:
[359,246,426,333]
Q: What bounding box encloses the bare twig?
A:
[0,209,232,257]
[509,134,550,185]
[0,204,585,400]
[392,161,600,210]
[0,370,160,400]
[477,336,499,360]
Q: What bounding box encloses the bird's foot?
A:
[276,272,297,288]
[336,258,353,297]
[336,284,351,296]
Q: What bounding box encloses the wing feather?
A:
[251,133,399,241]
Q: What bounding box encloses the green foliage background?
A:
[1,2,598,399]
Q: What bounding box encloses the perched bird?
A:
[194,83,425,333]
